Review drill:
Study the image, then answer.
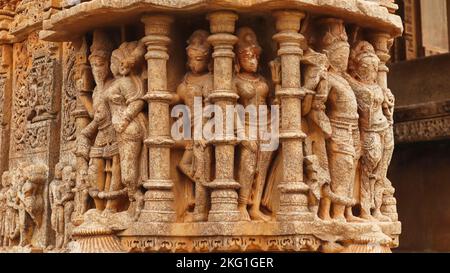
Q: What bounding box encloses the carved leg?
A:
[346,129,365,223]
[318,195,332,221]
[0,216,3,247]
[19,211,32,247]
[88,158,106,211]
[237,145,257,221]
[119,140,142,202]
[178,148,195,209]
[379,128,397,218]
[179,147,194,180]
[63,202,74,248]
[4,212,11,246]
[249,150,273,222]
[56,206,64,249]
[328,152,354,222]
[105,155,122,213]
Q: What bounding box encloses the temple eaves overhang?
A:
[40,0,404,42]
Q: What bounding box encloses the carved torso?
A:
[0,188,7,213]
[49,179,62,207]
[234,74,269,107]
[346,77,389,131]
[326,72,359,122]
[179,73,213,105]
[91,83,116,147]
[106,75,146,140]
[177,72,213,126]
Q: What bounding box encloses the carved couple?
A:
[298,19,395,223]
[175,27,275,222]
[75,31,147,220]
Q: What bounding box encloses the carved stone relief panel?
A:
[0,0,404,253]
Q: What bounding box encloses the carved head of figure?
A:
[186,30,211,75]
[348,41,380,84]
[111,41,146,77]
[14,170,27,191]
[89,30,114,87]
[54,162,64,180]
[62,166,76,188]
[236,27,262,74]
[1,171,10,188]
[316,18,350,73]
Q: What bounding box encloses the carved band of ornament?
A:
[208,34,238,47]
[279,182,310,193]
[72,226,114,237]
[209,136,238,146]
[144,50,169,61]
[273,32,304,45]
[144,136,175,147]
[394,115,450,144]
[276,87,307,98]
[277,45,304,57]
[208,179,240,189]
[143,179,174,190]
[394,100,450,122]
[121,235,320,252]
[142,34,171,46]
[279,130,307,141]
[208,91,239,103]
[211,49,235,59]
[143,91,173,103]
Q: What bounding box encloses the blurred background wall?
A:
[391,0,450,252]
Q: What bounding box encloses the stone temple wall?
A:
[0,0,403,253]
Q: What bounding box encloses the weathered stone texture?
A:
[0,0,402,253]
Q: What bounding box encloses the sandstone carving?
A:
[174,29,213,223]
[0,0,402,253]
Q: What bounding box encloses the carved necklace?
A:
[237,72,260,83]
[185,73,207,89]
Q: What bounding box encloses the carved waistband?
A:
[89,142,119,158]
[361,123,390,133]
[329,118,359,130]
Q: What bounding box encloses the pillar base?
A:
[277,182,314,222]
[207,179,241,222]
[140,179,176,223]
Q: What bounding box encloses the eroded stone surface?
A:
[0,0,402,253]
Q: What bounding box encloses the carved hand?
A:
[116,118,130,134]
[98,191,106,199]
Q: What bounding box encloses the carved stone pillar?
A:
[206,11,241,222]
[0,44,12,176]
[368,32,399,222]
[140,14,176,223]
[369,32,392,91]
[272,10,313,222]
[72,37,94,224]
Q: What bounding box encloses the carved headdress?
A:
[316,18,349,53]
[348,41,379,68]
[89,30,114,61]
[111,40,146,75]
[187,30,211,56]
[236,27,262,56]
